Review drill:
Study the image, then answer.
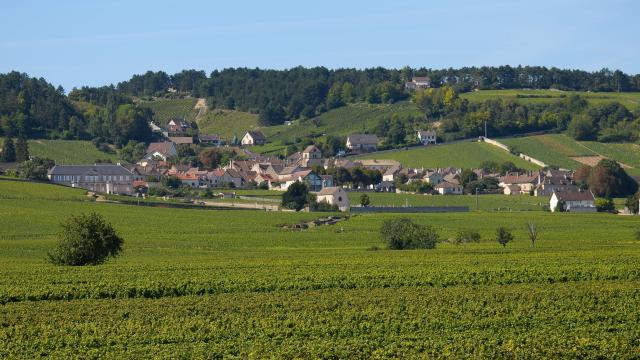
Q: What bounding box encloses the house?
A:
[149,121,163,133]
[207,168,245,188]
[382,165,401,182]
[241,131,266,146]
[550,190,596,212]
[499,173,540,195]
[423,171,444,185]
[167,118,189,134]
[48,164,133,195]
[320,174,334,188]
[316,187,350,211]
[199,134,221,146]
[175,173,200,188]
[346,134,378,153]
[301,145,322,167]
[435,181,463,195]
[535,178,577,197]
[145,142,177,161]
[405,76,432,90]
[376,180,396,193]
[279,170,323,191]
[417,130,437,145]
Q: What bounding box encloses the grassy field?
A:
[27,139,119,164]
[262,102,423,143]
[355,140,540,170]
[2,180,640,357]
[461,89,640,110]
[196,109,260,140]
[139,98,199,125]
[501,134,640,175]
[350,192,547,211]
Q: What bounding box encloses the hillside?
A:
[500,134,640,175]
[196,109,260,140]
[461,89,640,110]
[355,141,540,170]
[0,139,120,164]
[262,101,422,142]
[138,98,199,125]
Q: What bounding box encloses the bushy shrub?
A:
[48,212,123,266]
[453,229,481,245]
[380,218,439,250]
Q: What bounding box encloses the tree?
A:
[162,176,182,189]
[118,140,147,163]
[595,198,615,212]
[525,222,538,247]
[459,169,478,190]
[380,218,439,250]
[1,137,16,162]
[199,148,225,169]
[586,159,638,197]
[360,193,370,207]
[568,115,597,140]
[258,104,286,126]
[15,136,29,162]
[282,181,310,211]
[625,192,640,214]
[17,157,55,180]
[48,212,123,266]
[496,227,513,247]
[453,229,481,245]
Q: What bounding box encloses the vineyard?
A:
[1,180,640,357]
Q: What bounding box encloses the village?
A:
[46,118,596,213]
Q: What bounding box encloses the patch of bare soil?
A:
[570,155,632,169]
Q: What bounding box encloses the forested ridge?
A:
[1,66,640,147]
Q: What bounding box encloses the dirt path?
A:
[194,98,208,121]
[574,141,633,169]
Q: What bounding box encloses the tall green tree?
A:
[15,136,29,162]
[1,137,16,162]
[282,181,310,211]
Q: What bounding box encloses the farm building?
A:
[199,134,221,146]
[435,181,463,195]
[550,190,596,212]
[48,164,134,195]
[346,134,378,153]
[417,130,437,145]
[316,187,350,211]
[145,142,178,161]
[241,131,266,146]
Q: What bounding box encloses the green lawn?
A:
[355,140,540,170]
[2,180,640,358]
[462,89,640,110]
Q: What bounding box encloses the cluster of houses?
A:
[44,116,596,212]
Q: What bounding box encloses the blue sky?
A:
[1,0,637,90]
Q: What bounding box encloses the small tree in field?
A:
[48,212,124,266]
[360,193,370,207]
[526,222,538,247]
[282,181,310,211]
[380,218,439,250]
[496,227,513,248]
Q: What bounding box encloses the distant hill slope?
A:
[138,98,199,125]
[196,109,259,140]
[354,141,539,170]
[262,102,423,142]
[28,140,119,164]
[501,134,640,175]
[461,89,640,110]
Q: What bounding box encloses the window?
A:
[338,196,342,201]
